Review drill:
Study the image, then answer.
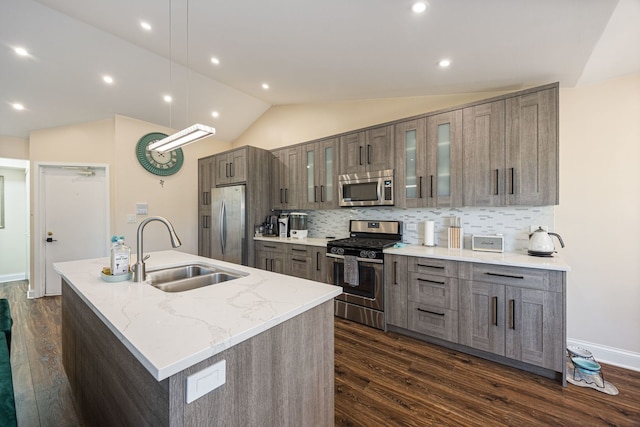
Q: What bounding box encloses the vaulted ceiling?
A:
[1,0,639,142]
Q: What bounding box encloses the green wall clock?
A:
[135,132,184,176]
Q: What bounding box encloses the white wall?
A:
[0,167,28,282]
[28,115,232,292]
[557,74,640,365]
[234,75,640,367]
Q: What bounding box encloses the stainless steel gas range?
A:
[326,220,402,330]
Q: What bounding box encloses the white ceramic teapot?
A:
[528,227,565,257]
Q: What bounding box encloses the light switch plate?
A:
[136,203,148,215]
[126,214,137,223]
[186,360,226,404]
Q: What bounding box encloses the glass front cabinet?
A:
[303,137,339,209]
[395,110,463,208]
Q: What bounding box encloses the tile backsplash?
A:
[294,206,554,252]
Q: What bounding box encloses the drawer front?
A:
[408,301,458,343]
[256,241,285,254]
[408,257,458,277]
[408,273,458,310]
[288,244,313,257]
[289,256,313,279]
[465,263,558,292]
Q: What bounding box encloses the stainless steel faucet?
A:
[132,216,182,282]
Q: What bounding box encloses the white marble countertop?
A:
[54,250,342,381]
[254,236,335,247]
[384,245,570,271]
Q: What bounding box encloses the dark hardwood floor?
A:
[334,317,640,427]
[2,280,639,426]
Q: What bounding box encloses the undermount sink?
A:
[146,264,247,293]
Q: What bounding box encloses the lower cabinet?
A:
[384,254,566,379]
[255,241,327,283]
[255,241,286,274]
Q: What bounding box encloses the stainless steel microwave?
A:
[339,169,394,207]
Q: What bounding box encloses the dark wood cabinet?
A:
[463,86,558,206]
[214,148,247,186]
[271,146,302,210]
[301,138,339,210]
[340,125,394,174]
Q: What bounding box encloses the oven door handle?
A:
[326,253,384,264]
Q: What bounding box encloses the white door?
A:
[42,166,108,295]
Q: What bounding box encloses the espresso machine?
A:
[278,214,289,238]
[263,214,279,236]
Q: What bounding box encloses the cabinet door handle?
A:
[430,175,434,198]
[509,167,515,195]
[509,299,515,330]
[270,259,274,271]
[494,169,499,195]
[230,162,234,177]
[292,248,306,253]
[280,188,284,204]
[485,272,524,280]
[203,215,209,229]
[417,263,444,270]
[417,308,445,317]
[417,278,445,285]
[491,296,498,326]
[359,146,363,165]
[419,176,423,199]
[320,185,325,202]
[225,163,230,178]
[367,144,372,164]
[202,192,207,205]
[316,252,321,271]
[264,245,276,249]
[314,185,318,203]
[285,188,288,204]
[292,258,306,263]
[393,261,398,285]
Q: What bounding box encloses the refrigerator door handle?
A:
[219,200,226,254]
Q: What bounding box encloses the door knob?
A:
[46,231,57,243]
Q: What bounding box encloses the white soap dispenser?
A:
[110,235,131,275]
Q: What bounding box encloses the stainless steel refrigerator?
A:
[210,185,246,265]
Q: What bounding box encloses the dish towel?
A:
[343,255,359,287]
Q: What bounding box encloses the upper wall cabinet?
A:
[395,111,463,208]
[214,148,247,186]
[505,87,558,206]
[463,101,506,206]
[302,137,339,210]
[271,146,302,210]
[340,125,394,175]
[463,86,558,206]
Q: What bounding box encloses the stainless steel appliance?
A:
[264,214,279,237]
[338,169,394,207]
[327,220,402,330]
[210,185,246,264]
[289,212,308,239]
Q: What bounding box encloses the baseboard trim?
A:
[568,338,640,372]
[0,273,26,284]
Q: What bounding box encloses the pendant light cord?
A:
[186,0,190,125]
[168,0,173,129]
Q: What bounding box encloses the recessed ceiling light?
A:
[12,103,25,111]
[103,75,114,84]
[140,21,152,31]
[412,2,429,14]
[262,83,269,90]
[211,57,220,65]
[14,47,29,56]
[163,95,172,103]
[211,111,219,118]
[438,59,451,68]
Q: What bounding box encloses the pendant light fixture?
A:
[150,0,215,153]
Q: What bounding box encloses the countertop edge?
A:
[383,245,570,271]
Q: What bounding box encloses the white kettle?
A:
[528,227,565,257]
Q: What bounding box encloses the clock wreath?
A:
[135,132,184,176]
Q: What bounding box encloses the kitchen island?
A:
[54,250,342,426]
